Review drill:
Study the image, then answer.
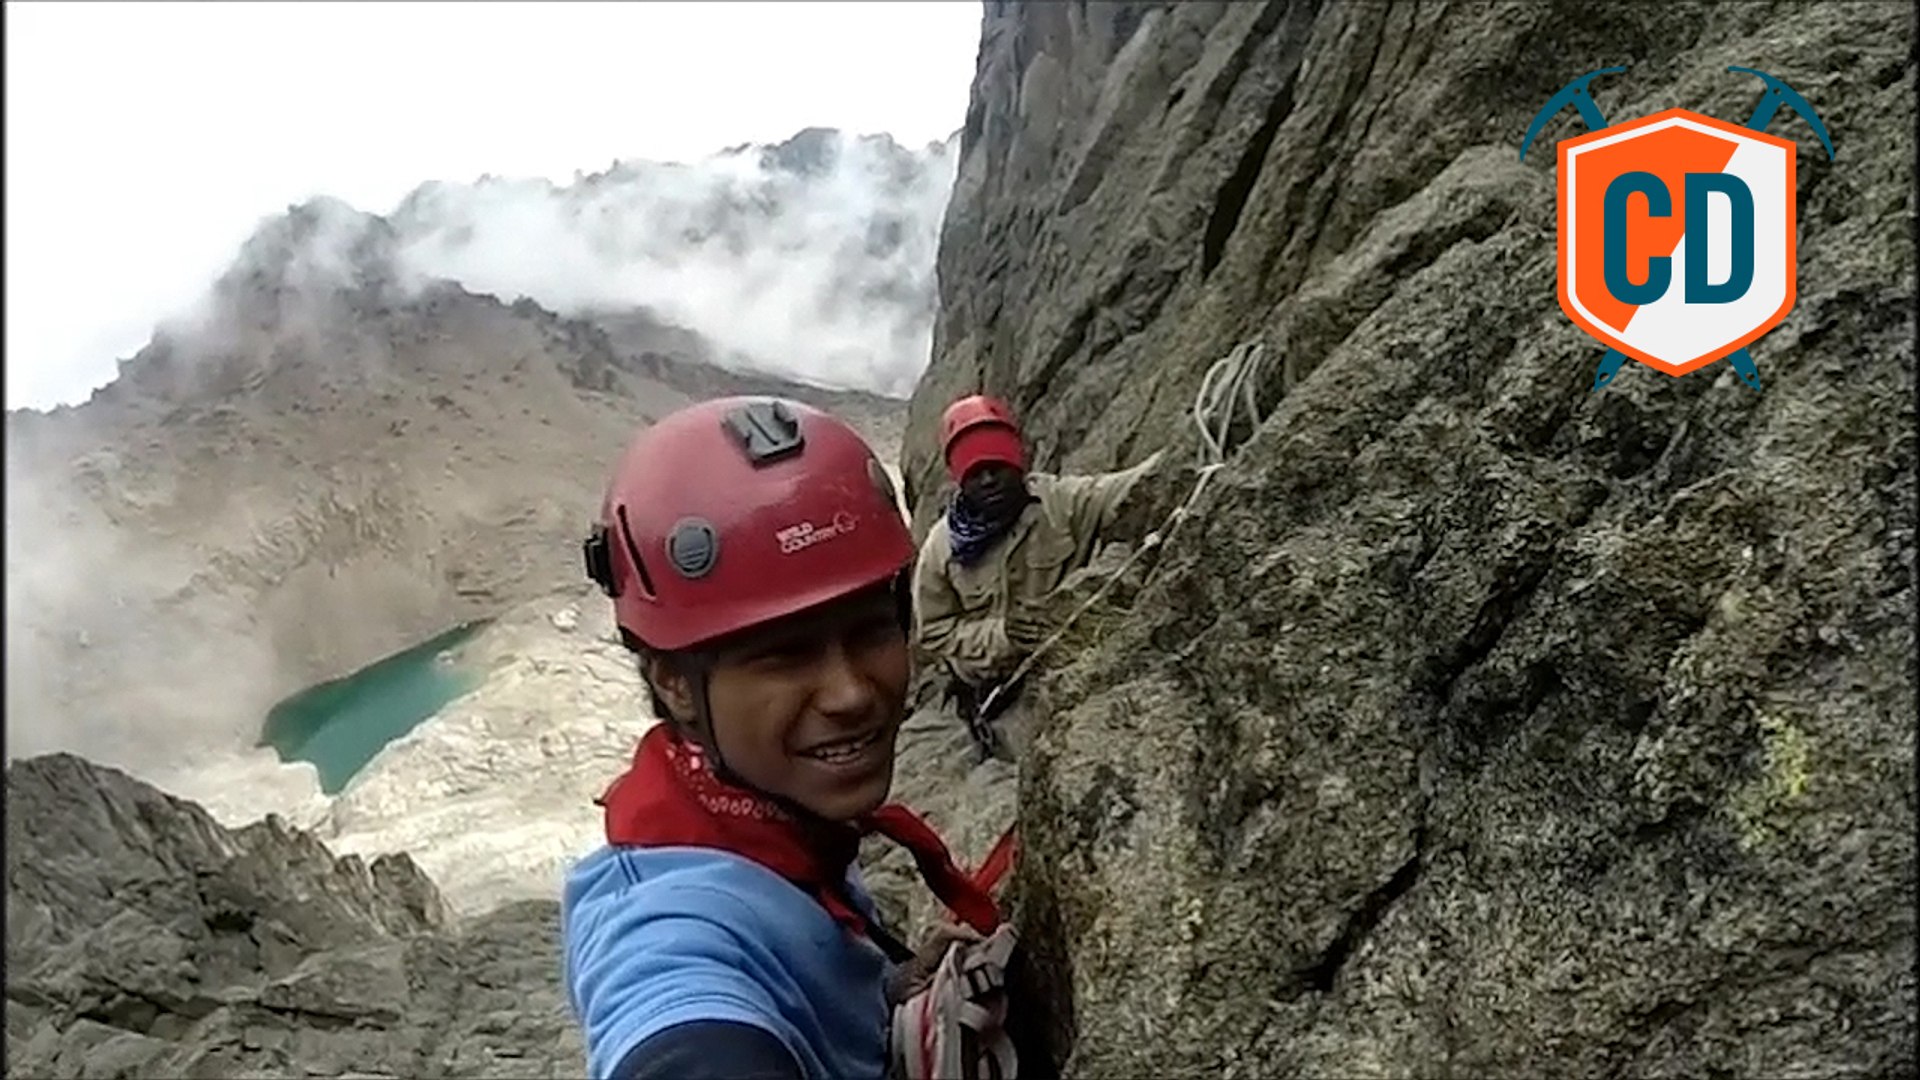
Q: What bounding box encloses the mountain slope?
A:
[386,125,958,398]
[5,194,906,795]
[7,6,1913,1079]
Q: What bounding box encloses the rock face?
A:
[8,4,1914,1078]
[5,754,582,1078]
[907,1,1915,1077]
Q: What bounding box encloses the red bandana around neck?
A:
[598,725,1007,938]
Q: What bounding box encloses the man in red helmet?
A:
[915,393,1161,760]
[565,397,1013,1080]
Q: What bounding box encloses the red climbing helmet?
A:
[940,394,1026,483]
[584,396,914,653]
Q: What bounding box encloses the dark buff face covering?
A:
[960,464,1028,527]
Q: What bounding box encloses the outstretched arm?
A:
[1055,450,1167,550]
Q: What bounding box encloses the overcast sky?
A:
[4,1,982,411]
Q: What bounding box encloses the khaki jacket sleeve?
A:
[913,530,1018,685]
[1048,449,1166,557]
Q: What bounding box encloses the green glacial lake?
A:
[259,621,489,794]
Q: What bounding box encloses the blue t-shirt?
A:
[562,844,894,1080]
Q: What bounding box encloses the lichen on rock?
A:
[905,1,1916,1077]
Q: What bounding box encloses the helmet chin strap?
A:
[892,569,914,638]
[678,655,842,833]
[662,569,916,831]
[680,656,726,769]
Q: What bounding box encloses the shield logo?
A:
[1558,108,1798,377]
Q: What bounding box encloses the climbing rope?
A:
[1193,340,1266,470]
[974,342,1270,718]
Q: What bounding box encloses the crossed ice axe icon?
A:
[1521,66,1836,392]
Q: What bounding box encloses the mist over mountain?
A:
[2,126,929,814]
[105,126,959,408]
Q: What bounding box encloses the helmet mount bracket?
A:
[582,526,618,597]
[723,400,806,466]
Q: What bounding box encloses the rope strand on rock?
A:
[975,342,1270,719]
[1194,340,1266,471]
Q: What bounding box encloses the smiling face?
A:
[646,582,909,822]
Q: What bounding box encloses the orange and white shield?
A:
[1558,108,1799,377]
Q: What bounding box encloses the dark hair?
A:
[619,626,684,726]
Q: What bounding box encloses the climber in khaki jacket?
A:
[914,394,1160,757]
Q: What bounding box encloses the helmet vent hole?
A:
[666,518,720,579]
[616,504,658,598]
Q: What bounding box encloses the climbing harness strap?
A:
[890,922,1020,1080]
[945,674,1012,763]
[886,823,1021,1080]
[972,824,1019,897]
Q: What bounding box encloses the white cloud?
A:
[3,0,982,410]
[386,130,959,396]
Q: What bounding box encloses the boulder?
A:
[5,755,584,1078]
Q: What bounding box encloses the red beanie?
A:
[945,425,1026,483]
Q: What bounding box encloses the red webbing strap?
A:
[972,824,1019,894]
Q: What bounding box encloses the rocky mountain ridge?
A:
[380,124,959,398]
[5,753,582,1078]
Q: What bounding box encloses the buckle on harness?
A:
[961,960,1004,1001]
[889,924,1022,1080]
